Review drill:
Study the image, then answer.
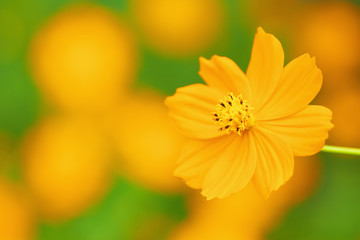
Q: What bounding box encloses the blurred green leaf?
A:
[38,177,187,240]
[268,153,360,240]
[0,61,40,138]
[135,0,254,96]
[0,0,131,137]
[136,52,201,95]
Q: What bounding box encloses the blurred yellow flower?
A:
[30,4,137,112]
[22,115,111,221]
[324,85,360,148]
[111,90,185,193]
[131,0,224,56]
[0,178,35,240]
[292,1,360,76]
[169,218,246,240]
[166,27,333,199]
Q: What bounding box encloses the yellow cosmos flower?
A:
[165,27,333,200]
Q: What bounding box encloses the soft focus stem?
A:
[321,145,360,156]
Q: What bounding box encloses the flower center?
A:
[212,93,255,135]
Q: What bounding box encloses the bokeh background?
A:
[0,0,360,239]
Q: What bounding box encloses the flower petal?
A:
[165,83,224,139]
[174,135,235,189]
[201,133,256,200]
[258,105,333,156]
[246,27,284,111]
[199,55,252,101]
[250,127,294,198]
[257,54,322,120]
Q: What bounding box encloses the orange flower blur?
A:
[111,90,185,193]
[165,27,333,200]
[0,179,36,240]
[22,115,111,221]
[30,4,137,113]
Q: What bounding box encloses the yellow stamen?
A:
[213,93,255,135]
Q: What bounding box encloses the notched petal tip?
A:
[211,55,229,65]
[302,52,310,58]
[199,55,220,63]
[198,55,224,72]
[164,96,172,107]
[256,174,293,199]
[202,192,216,201]
[198,56,212,74]
[198,56,207,65]
[324,107,335,130]
[210,54,222,60]
[298,53,320,69]
[255,164,295,199]
[306,54,323,80]
[256,26,266,34]
[255,26,277,42]
[201,189,228,201]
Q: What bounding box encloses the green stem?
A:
[321,145,360,156]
